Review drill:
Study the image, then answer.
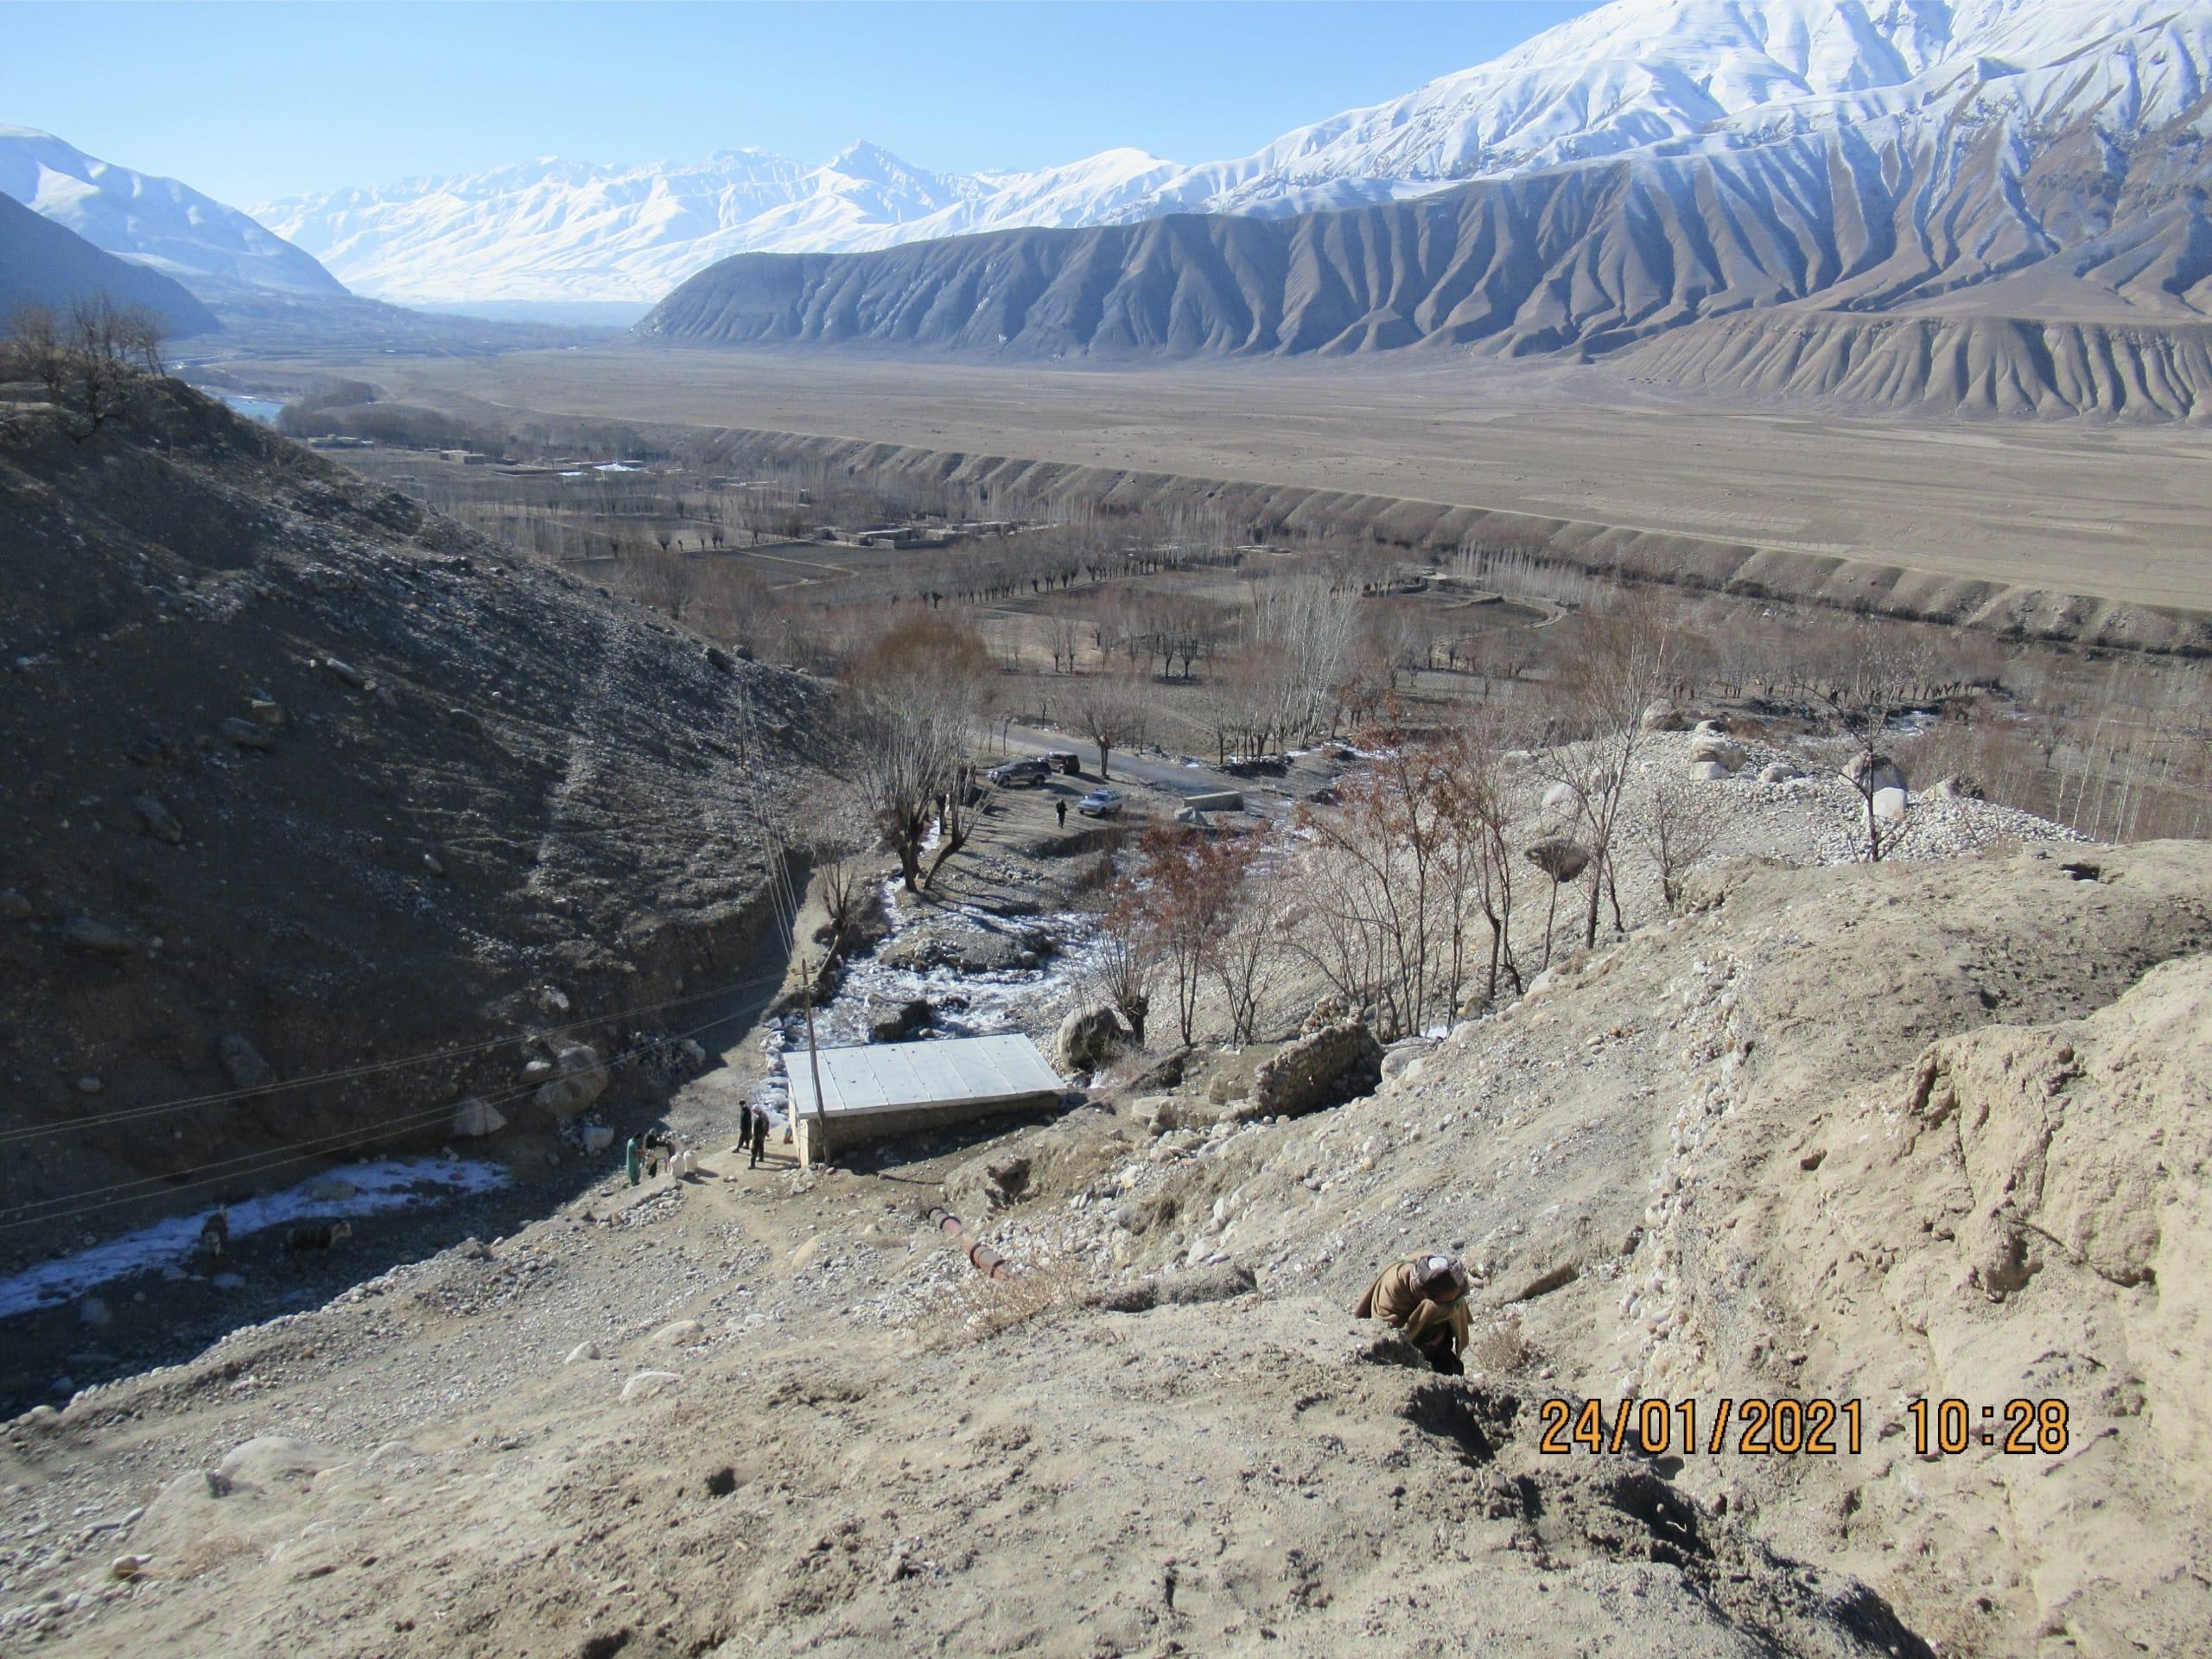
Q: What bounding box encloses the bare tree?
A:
[1801,620,1936,861]
[1070,668,1148,780]
[845,613,995,891]
[1207,842,1282,1043]
[635,549,699,622]
[1539,595,1682,946]
[1639,774,1724,911]
[3,298,165,441]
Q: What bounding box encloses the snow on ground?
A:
[0,1157,509,1320]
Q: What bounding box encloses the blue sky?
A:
[3,2,1599,205]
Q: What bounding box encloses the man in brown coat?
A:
[1354,1253,1472,1375]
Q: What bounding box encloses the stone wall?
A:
[1253,1020,1384,1117]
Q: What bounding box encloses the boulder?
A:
[1845,751,1908,795]
[582,1124,615,1154]
[704,645,736,673]
[1253,1020,1384,1117]
[247,699,285,730]
[534,1045,609,1118]
[1381,1039,1438,1080]
[322,658,367,688]
[1688,737,1746,772]
[444,706,484,734]
[215,1435,330,1492]
[64,915,136,954]
[219,717,273,752]
[1929,775,1984,801]
[131,796,184,843]
[1525,837,1591,883]
[219,1035,274,1092]
[1758,762,1802,785]
[869,998,934,1044]
[1053,1006,1126,1073]
[620,1370,679,1402]
[1640,700,1688,733]
[450,1096,505,1138]
[1873,786,1910,822]
[1541,780,1579,813]
[563,1341,600,1365]
[1688,760,1731,783]
[648,1319,704,1349]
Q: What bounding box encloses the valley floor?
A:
[253,345,2212,614]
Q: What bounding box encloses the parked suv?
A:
[988,757,1052,786]
[1042,750,1083,776]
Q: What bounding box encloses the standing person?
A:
[1353,1254,1473,1375]
[624,1135,642,1186]
[1055,798,1067,830]
[749,1103,770,1168]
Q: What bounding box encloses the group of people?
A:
[619,1104,779,1187]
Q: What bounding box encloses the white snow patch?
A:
[0,1156,509,1321]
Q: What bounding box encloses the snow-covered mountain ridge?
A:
[0,124,342,296]
[251,0,2211,309]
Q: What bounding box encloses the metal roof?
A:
[786,1033,1064,1119]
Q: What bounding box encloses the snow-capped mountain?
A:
[0,124,343,296]
[253,0,2209,313]
[1116,0,2209,219]
[257,143,1176,308]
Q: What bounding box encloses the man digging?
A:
[1354,1253,1472,1375]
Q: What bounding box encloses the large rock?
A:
[869,998,934,1044]
[1640,699,1688,732]
[63,916,135,954]
[219,717,273,752]
[1873,786,1910,822]
[1254,1020,1383,1117]
[219,1035,274,1091]
[1525,837,1591,883]
[582,1124,616,1154]
[132,796,184,843]
[1688,736,1746,772]
[1688,760,1731,783]
[534,1045,609,1117]
[450,1096,506,1138]
[1053,1006,1126,1073]
[1845,751,1908,795]
[1541,780,1579,813]
[1758,761,1803,785]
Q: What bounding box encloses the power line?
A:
[0,954,799,1149]
[0,976,795,1236]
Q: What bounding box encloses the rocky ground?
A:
[5,756,2202,1655]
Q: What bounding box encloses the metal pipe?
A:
[926,1205,1015,1281]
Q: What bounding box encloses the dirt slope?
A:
[0,382,823,1253]
[9,833,2206,1656]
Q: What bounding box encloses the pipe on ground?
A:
[926,1205,1014,1281]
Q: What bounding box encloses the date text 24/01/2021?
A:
[1538,1397,2072,1459]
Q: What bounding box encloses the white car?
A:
[1077,788,1123,818]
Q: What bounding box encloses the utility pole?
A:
[798,954,826,1171]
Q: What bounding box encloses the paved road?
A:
[988,721,1281,804]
